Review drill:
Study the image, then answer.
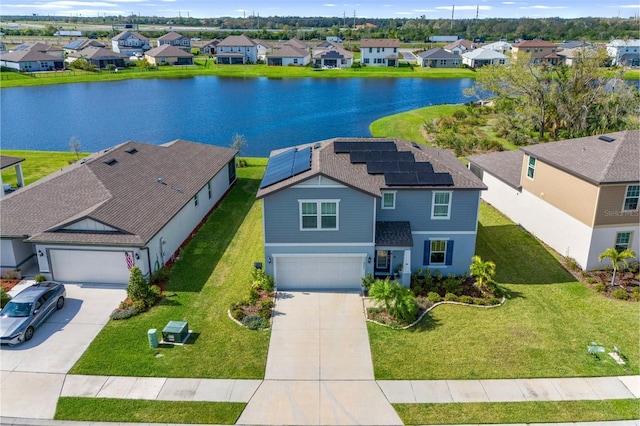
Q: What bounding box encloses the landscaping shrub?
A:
[241,315,269,330]
[127,266,151,302]
[586,277,598,284]
[427,291,441,303]
[369,278,418,322]
[564,256,581,272]
[612,289,629,300]
[486,297,501,305]
[251,268,274,292]
[34,274,47,283]
[594,283,607,292]
[229,302,247,321]
[248,287,259,305]
[150,266,170,285]
[444,293,458,302]
[361,273,375,291]
[442,274,462,295]
[458,295,474,304]
[633,287,640,301]
[473,298,487,305]
[109,306,139,320]
[0,287,11,308]
[258,299,274,321]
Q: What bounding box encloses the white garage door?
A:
[275,255,364,290]
[50,249,131,284]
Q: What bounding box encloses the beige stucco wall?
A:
[520,154,599,226]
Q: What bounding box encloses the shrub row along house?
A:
[468,130,639,270]
[0,141,237,284]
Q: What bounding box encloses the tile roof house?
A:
[0,140,237,284]
[256,138,486,290]
[512,39,560,65]
[266,45,310,66]
[111,31,150,56]
[67,46,128,69]
[461,48,509,68]
[144,44,194,66]
[360,38,399,67]
[417,48,461,68]
[157,31,191,51]
[467,131,639,270]
[216,34,258,64]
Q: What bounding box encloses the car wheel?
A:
[24,326,34,341]
[56,296,65,310]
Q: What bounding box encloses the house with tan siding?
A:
[360,38,399,67]
[512,39,560,65]
[467,131,639,270]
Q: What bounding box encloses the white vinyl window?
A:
[527,156,536,179]
[300,200,339,230]
[382,191,396,209]
[430,240,447,264]
[623,185,639,211]
[615,232,632,252]
[431,191,452,219]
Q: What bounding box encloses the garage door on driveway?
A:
[238,291,402,425]
[0,283,125,419]
[275,255,364,291]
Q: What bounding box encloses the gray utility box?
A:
[162,321,189,343]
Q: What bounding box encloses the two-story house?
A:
[360,38,399,67]
[157,31,191,52]
[606,39,640,67]
[111,31,150,56]
[216,34,258,64]
[467,131,639,270]
[312,41,354,68]
[443,39,474,55]
[256,138,486,291]
[512,39,560,65]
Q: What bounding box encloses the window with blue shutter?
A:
[423,240,430,265]
[445,240,454,265]
[424,240,454,266]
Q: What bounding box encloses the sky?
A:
[1,0,639,20]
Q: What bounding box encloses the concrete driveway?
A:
[0,282,125,419]
[238,291,402,425]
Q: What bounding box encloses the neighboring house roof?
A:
[444,39,473,50]
[376,221,414,247]
[513,40,556,48]
[254,39,274,49]
[556,46,598,60]
[521,130,640,185]
[284,39,307,50]
[63,39,105,50]
[360,38,399,48]
[417,48,460,60]
[112,31,148,41]
[202,39,220,48]
[73,46,128,60]
[482,41,512,51]
[12,41,63,54]
[257,138,486,199]
[0,140,237,245]
[467,150,524,189]
[462,48,507,60]
[0,155,25,170]
[218,34,257,47]
[0,50,60,63]
[313,46,353,60]
[558,40,590,49]
[145,44,194,58]
[268,45,308,58]
[158,31,185,41]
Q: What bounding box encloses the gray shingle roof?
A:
[1,155,25,170]
[145,44,194,58]
[521,130,639,184]
[74,46,128,60]
[158,31,185,41]
[112,31,148,42]
[467,150,524,189]
[360,38,399,48]
[417,48,460,60]
[0,50,60,63]
[256,138,486,199]
[218,34,257,47]
[1,141,236,246]
[375,221,413,247]
[268,45,309,59]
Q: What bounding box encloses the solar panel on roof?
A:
[384,171,453,186]
[260,147,312,189]
[292,147,312,175]
[333,141,397,153]
[598,135,615,142]
[417,172,454,186]
[384,172,418,186]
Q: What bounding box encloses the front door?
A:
[374,250,391,275]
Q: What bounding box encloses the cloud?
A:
[395,11,413,15]
[323,3,337,6]
[435,5,492,11]
[502,1,517,3]
[520,5,568,9]
[619,4,640,8]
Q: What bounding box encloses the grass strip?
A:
[394,399,640,425]
[55,397,245,424]
[0,149,90,186]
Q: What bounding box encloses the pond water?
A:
[1,76,475,157]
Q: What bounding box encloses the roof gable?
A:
[145,44,193,57]
[219,34,257,47]
[360,38,399,48]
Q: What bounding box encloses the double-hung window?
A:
[423,239,455,266]
[623,185,639,211]
[615,232,632,252]
[527,156,536,179]
[431,191,451,219]
[382,191,396,209]
[300,200,338,230]
[194,194,199,207]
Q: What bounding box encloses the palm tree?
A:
[598,248,637,287]
[470,255,497,296]
[369,278,417,322]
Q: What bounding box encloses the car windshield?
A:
[1,302,33,318]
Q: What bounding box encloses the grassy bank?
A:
[0,149,90,186]
[0,61,476,88]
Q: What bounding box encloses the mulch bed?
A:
[1,279,22,292]
[561,258,640,301]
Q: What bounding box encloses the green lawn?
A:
[394,400,640,425]
[368,202,640,380]
[69,159,271,378]
[55,398,244,424]
[0,149,90,186]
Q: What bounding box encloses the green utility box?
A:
[162,321,189,344]
[148,329,159,348]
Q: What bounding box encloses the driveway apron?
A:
[238,291,402,425]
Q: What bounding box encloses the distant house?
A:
[482,40,512,55]
[144,44,194,66]
[556,46,598,67]
[266,45,310,66]
[467,131,639,270]
[443,39,473,55]
[55,30,82,37]
[311,41,354,68]
[63,39,105,55]
[256,138,486,290]
[11,42,64,59]
[111,31,150,56]
[283,39,308,50]
[253,40,274,61]
[0,140,237,283]
[0,46,64,71]
[512,40,560,65]
[461,48,508,68]
[200,39,220,55]
[67,46,128,69]
[216,34,258,64]
[606,39,640,67]
[417,48,461,68]
[360,38,399,67]
[157,31,191,51]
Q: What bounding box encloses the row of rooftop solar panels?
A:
[367,161,434,174]
[350,150,416,163]
[333,141,398,153]
[259,146,312,189]
[384,172,454,186]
